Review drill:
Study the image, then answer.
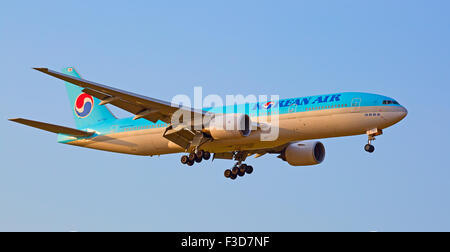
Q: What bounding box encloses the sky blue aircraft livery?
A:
[9,67,407,180]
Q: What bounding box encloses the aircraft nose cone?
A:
[399,106,408,120]
[391,106,408,124]
[382,106,408,125]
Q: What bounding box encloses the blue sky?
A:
[1,0,449,231]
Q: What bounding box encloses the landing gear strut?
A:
[365,128,382,153]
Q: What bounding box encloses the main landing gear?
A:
[180,150,211,166]
[224,163,254,180]
[365,128,383,153]
[180,150,254,180]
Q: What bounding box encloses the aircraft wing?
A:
[9,118,94,137]
[33,68,207,124]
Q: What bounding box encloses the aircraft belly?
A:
[67,134,145,155]
[67,129,181,156]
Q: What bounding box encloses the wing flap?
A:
[9,118,94,137]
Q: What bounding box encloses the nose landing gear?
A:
[365,128,382,153]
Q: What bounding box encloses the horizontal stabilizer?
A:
[9,118,94,137]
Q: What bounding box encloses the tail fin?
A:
[62,67,116,129]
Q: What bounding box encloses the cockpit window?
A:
[383,100,399,105]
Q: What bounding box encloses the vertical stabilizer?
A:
[62,67,116,129]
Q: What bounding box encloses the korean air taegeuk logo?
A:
[74,93,94,118]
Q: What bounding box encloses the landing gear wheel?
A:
[224,169,232,178]
[195,156,202,163]
[238,165,247,177]
[231,166,239,176]
[181,155,189,165]
[203,151,211,160]
[188,153,197,162]
[230,173,237,180]
[187,160,194,166]
[245,166,254,174]
[195,150,204,159]
[364,144,375,153]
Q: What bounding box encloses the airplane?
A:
[9,67,408,180]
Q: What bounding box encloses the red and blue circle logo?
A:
[263,101,275,109]
[74,93,94,118]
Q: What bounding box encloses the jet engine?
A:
[203,114,252,140]
[280,141,326,166]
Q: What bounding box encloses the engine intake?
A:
[203,114,252,140]
[280,141,326,166]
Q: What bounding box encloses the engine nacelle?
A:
[280,141,326,166]
[204,114,252,140]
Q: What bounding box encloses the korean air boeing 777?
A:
[9,67,407,180]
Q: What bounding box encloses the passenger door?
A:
[111,125,120,134]
[351,98,361,113]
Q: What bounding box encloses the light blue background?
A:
[1,0,449,231]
